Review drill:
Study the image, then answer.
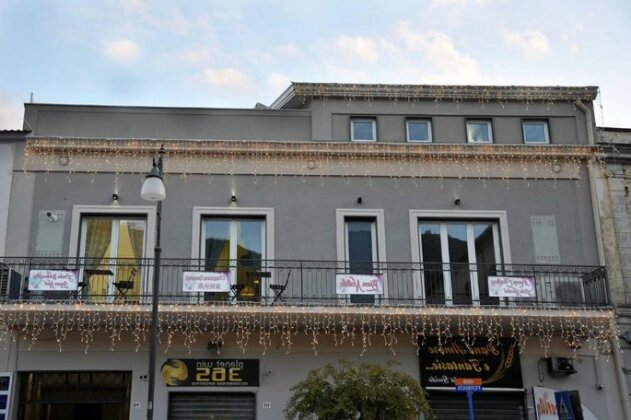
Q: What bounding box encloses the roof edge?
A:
[271,82,599,109]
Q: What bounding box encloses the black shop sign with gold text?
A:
[161,359,259,387]
[419,337,522,389]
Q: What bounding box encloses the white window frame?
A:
[522,120,550,144]
[350,118,377,142]
[466,119,493,144]
[406,119,433,143]
[192,207,274,301]
[67,205,157,296]
[409,210,511,305]
[336,209,387,301]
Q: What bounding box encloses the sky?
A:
[0,0,630,129]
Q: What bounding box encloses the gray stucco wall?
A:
[24,105,312,141]
[20,171,598,265]
[313,99,588,144]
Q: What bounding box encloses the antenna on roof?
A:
[29,92,34,103]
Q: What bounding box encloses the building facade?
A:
[0,83,625,419]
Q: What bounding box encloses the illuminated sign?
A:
[161,359,259,387]
[419,337,522,389]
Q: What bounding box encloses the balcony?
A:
[0,257,609,308]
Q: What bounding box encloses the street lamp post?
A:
[140,145,166,420]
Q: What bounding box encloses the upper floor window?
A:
[466,119,493,144]
[522,120,550,144]
[351,118,377,142]
[79,216,146,299]
[406,119,433,142]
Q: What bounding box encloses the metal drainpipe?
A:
[576,99,631,419]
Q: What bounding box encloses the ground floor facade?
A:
[0,329,625,420]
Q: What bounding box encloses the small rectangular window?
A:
[406,119,432,142]
[351,118,377,141]
[466,119,493,143]
[523,120,550,144]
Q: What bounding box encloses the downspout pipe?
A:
[576,98,631,420]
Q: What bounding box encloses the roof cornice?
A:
[271,82,599,108]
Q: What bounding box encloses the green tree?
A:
[284,360,434,420]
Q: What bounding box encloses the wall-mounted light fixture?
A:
[112,193,119,201]
[231,194,237,203]
[356,197,362,204]
[454,198,461,206]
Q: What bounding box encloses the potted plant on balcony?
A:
[285,360,433,420]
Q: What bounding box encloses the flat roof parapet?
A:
[272,82,599,109]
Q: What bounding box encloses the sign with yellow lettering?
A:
[419,337,522,389]
[161,359,259,387]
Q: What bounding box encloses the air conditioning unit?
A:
[0,264,22,299]
[545,357,577,376]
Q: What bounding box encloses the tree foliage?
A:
[284,360,434,420]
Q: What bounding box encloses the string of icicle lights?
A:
[23,138,604,187]
[288,83,599,108]
[0,302,618,358]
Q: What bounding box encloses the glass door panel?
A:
[236,220,264,301]
[473,223,499,305]
[115,220,146,298]
[419,223,445,304]
[83,218,114,299]
[346,219,376,304]
[202,220,231,301]
[447,223,471,305]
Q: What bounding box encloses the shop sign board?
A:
[182,271,231,292]
[161,359,259,387]
[28,270,78,291]
[488,276,536,298]
[419,337,522,389]
[336,274,383,295]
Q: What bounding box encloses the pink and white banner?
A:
[336,274,384,295]
[28,270,79,291]
[182,271,231,292]
[488,276,536,298]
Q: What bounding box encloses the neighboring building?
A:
[596,126,631,407]
[0,83,626,420]
[0,130,28,257]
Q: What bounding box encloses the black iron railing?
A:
[0,257,609,307]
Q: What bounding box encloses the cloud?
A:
[202,68,253,91]
[179,48,211,64]
[334,35,380,63]
[103,39,140,60]
[0,91,22,129]
[503,30,551,58]
[393,21,482,82]
[267,72,291,93]
[275,42,300,56]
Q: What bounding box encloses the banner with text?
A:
[419,337,523,389]
[161,359,259,387]
[182,271,231,292]
[28,270,78,291]
[336,274,384,295]
[488,276,536,298]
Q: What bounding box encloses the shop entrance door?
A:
[18,372,131,420]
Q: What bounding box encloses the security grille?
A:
[168,392,255,420]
